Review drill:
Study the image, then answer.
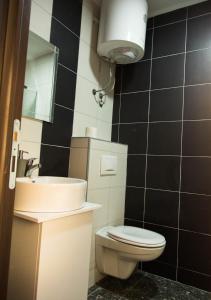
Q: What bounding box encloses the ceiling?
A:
[93,0,207,17]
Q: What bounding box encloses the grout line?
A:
[52,16,80,39]
[127,153,211,158]
[127,186,211,198]
[178,267,211,278]
[121,82,211,96]
[176,8,188,281]
[115,119,211,125]
[58,63,77,75]
[137,45,211,63]
[41,143,70,149]
[152,11,211,30]
[142,17,155,230]
[125,218,211,237]
[55,103,74,111]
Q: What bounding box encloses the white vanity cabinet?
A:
[7,203,100,300]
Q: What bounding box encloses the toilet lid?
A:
[108,226,166,248]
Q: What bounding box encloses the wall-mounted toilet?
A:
[96,226,166,279]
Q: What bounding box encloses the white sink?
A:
[14,177,87,213]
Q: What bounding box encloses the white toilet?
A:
[96,225,166,279]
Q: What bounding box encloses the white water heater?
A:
[97,0,148,64]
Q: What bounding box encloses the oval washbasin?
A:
[14,177,87,213]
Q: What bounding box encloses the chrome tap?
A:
[25,158,42,178]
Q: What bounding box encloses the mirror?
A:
[22,31,59,122]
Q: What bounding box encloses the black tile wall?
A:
[120,92,149,123]
[112,1,211,292]
[150,88,183,121]
[145,190,179,228]
[119,123,147,154]
[153,21,186,58]
[40,0,82,176]
[151,54,185,89]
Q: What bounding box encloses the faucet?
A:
[25,158,42,178]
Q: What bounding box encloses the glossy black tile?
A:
[55,64,76,110]
[154,8,187,27]
[188,1,211,18]
[42,105,73,147]
[183,120,211,156]
[187,14,211,51]
[178,230,211,275]
[111,125,119,143]
[144,223,178,265]
[52,0,82,36]
[40,145,70,177]
[112,94,120,124]
[145,189,179,228]
[120,92,149,123]
[147,156,180,191]
[142,29,152,60]
[180,193,211,235]
[127,155,146,187]
[184,84,211,120]
[147,17,153,30]
[150,88,183,122]
[50,19,79,72]
[181,157,211,195]
[114,65,122,94]
[124,218,143,228]
[153,21,186,58]
[125,187,145,221]
[185,48,211,86]
[119,123,147,154]
[178,268,211,292]
[151,54,185,89]
[122,60,151,93]
[148,122,182,155]
[142,261,177,281]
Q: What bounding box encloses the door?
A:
[0,0,31,297]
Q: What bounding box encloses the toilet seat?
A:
[108,226,166,248]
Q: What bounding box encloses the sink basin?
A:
[14,177,87,213]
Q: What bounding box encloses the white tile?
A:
[96,119,112,141]
[109,153,127,188]
[80,0,99,49]
[33,0,53,15]
[108,187,125,224]
[74,76,98,119]
[96,94,113,124]
[87,149,110,189]
[72,112,97,137]
[30,1,52,41]
[90,139,111,152]
[87,189,109,229]
[20,117,43,143]
[77,40,100,85]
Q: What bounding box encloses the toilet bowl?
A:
[95,225,166,279]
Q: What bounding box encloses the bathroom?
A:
[0,0,211,299]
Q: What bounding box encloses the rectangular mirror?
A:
[22,31,59,122]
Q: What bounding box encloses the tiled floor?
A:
[88,271,211,300]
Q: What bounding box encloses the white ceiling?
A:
[93,0,207,17]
